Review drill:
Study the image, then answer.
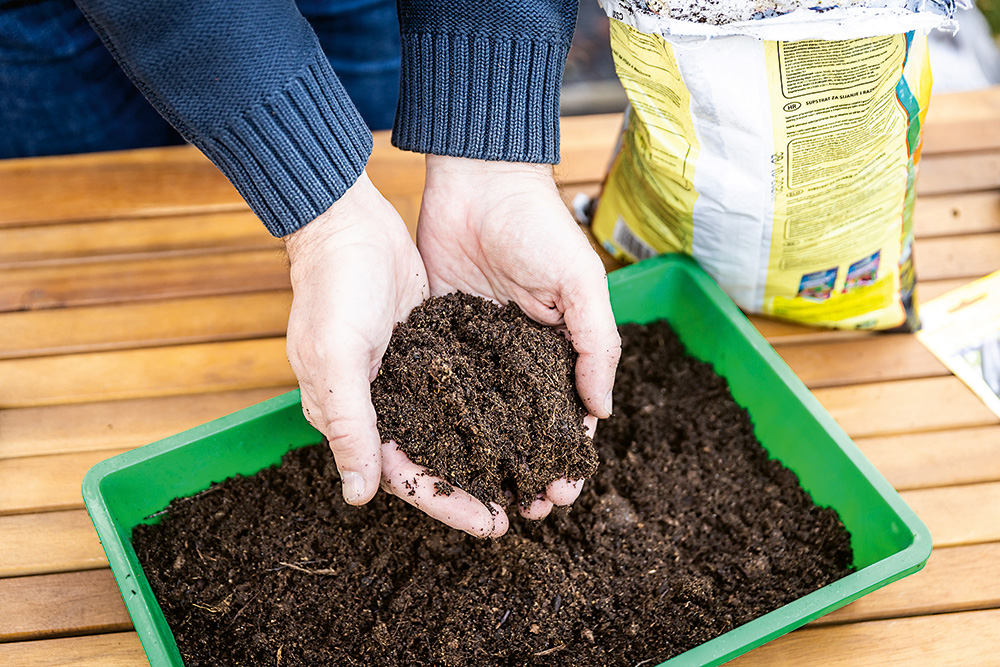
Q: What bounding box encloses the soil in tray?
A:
[133,320,854,667]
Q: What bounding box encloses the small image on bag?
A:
[591,0,957,330]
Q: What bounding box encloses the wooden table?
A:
[2,87,999,666]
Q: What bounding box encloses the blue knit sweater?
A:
[72,0,578,237]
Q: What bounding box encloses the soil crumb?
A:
[133,319,854,667]
[371,292,596,507]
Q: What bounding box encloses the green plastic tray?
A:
[83,254,931,667]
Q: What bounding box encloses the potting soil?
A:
[370,292,596,507]
[132,319,853,667]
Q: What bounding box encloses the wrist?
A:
[424,155,555,190]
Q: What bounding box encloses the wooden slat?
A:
[913,233,1000,281]
[0,136,422,229]
[0,449,133,516]
[0,338,294,409]
[731,608,1000,666]
[0,570,130,642]
[918,151,1000,196]
[0,248,290,312]
[0,291,291,360]
[0,386,296,460]
[855,426,1000,491]
[815,543,1000,626]
[0,632,147,667]
[921,86,1000,155]
[918,277,979,302]
[0,148,242,227]
[0,510,106,577]
[900,482,1000,548]
[914,191,1000,238]
[813,377,1000,438]
[775,336,949,389]
[0,212,275,266]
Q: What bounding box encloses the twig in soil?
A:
[534,644,566,657]
[496,609,511,629]
[633,660,655,667]
[278,561,339,575]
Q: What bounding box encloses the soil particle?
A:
[371,292,597,507]
[133,319,853,667]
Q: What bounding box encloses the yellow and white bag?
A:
[592,1,957,329]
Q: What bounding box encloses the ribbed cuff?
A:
[203,53,373,237]
[392,32,567,164]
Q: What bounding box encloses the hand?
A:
[416,155,622,520]
[284,172,507,538]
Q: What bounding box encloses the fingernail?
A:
[603,390,614,416]
[341,471,366,504]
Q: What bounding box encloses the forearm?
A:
[73,0,372,236]
[393,0,579,164]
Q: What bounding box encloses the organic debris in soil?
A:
[133,320,854,667]
[370,292,596,507]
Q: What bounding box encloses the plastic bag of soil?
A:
[590,0,958,330]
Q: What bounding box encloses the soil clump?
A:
[133,320,854,667]
[370,292,596,507]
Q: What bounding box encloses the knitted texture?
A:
[393,0,578,164]
[74,0,371,236]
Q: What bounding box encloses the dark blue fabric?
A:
[0,0,574,235]
[0,0,183,158]
[0,0,400,159]
[392,0,577,164]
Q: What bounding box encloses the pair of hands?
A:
[283,155,621,538]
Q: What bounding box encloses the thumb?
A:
[303,351,383,506]
[562,264,622,419]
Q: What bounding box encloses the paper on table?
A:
[916,271,1000,418]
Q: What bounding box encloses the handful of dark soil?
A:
[371,292,596,507]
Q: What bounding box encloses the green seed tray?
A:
[83,254,932,667]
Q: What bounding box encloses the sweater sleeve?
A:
[72,0,372,237]
[393,0,579,164]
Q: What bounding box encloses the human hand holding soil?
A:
[283,172,506,538]
[416,155,622,520]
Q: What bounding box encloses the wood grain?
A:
[854,426,1000,491]
[0,339,294,409]
[914,191,1000,238]
[731,608,1000,666]
[0,570,130,642]
[775,336,949,388]
[0,212,275,266]
[0,386,296,460]
[0,248,290,312]
[0,632,147,667]
[918,151,1000,196]
[0,510,106,577]
[900,482,1000,548]
[0,148,241,227]
[813,376,1000,438]
[913,233,1000,281]
[921,86,1000,155]
[0,291,292,360]
[0,449,134,516]
[815,543,1000,626]
[918,277,981,302]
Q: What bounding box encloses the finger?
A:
[519,494,554,520]
[561,261,622,419]
[380,441,509,538]
[311,347,383,507]
[546,478,584,506]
